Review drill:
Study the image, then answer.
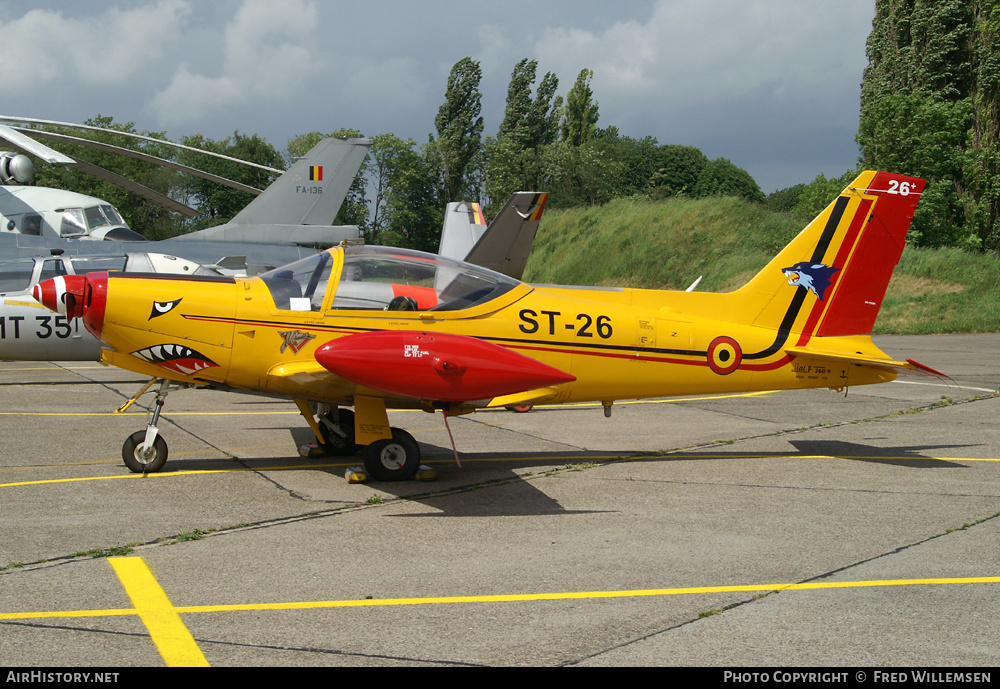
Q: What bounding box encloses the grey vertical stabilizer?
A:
[231,137,371,226]
[459,192,548,280]
[438,201,488,264]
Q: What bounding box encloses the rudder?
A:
[734,171,924,342]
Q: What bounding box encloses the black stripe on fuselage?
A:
[112,273,237,284]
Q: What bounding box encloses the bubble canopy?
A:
[259,245,523,312]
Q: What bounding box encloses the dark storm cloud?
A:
[0,0,874,192]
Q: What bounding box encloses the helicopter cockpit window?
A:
[330,246,520,312]
[82,205,127,230]
[85,206,109,230]
[59,208,88,237]
[101,205,126,227]
[0,259,36,293]
[259,251,333,311]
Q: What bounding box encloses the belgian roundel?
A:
[707,336,742,375]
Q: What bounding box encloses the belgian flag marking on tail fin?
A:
[309,166,323,181]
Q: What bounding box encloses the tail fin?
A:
[735,170,924,342]
[438,192,548,279]
[438,200,488,264]
[230,137,371,226]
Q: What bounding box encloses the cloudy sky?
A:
[0,0,875,193]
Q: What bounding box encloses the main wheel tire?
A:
[319,408,359,456]
[362,428,420,481]
[122,430,168,473]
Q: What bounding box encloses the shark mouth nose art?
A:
[132,344,219,376]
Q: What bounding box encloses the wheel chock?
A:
[346,465,436,483]
[414,465,437,481]
[346,466,369,483]
[298,443,328,458]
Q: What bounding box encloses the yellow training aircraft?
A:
[34,170,940,480]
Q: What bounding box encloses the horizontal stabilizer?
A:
[785,345,946,378]
[173,223,359,246]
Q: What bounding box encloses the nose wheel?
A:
[122,431,168,473]
[120,379,177,474]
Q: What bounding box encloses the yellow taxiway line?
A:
[3,452,999,489]
[108,558,209,667]
[1,556,998,667]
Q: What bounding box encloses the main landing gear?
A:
[297,401,423,482]
[362,428,420,481]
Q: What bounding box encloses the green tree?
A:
[487,59,563,210]
[789,169,861,223]
[766,183,807,214]
[379,146,442,252]
[431,57,484,204]
[646,145,709,198]
[561,68,599,146]
[365,133,439,248]
[857,0,1000,249]
[691,158,764,203]
[540,139,623,207]
[497,59,562,150]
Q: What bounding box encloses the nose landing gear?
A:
[119,378,179,474]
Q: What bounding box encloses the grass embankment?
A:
[521,196,1000,334]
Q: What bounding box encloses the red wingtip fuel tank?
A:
[33,272,108,339]
[315,331,576,402]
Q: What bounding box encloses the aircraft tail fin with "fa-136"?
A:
[175,137,371,246]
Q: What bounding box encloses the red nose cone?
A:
[32,272,108,340]
[33,275,87,318]
[315,331,575,402]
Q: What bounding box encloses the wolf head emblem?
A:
[782,262,840,301]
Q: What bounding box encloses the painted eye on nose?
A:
[149,299,182,320]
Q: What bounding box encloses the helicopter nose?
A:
[33,272,108,339]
